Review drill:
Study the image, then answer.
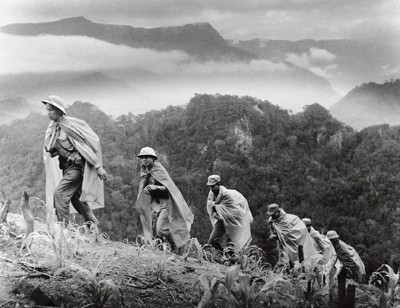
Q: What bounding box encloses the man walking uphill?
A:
[267,204,317,265]
[326,230,365,282]
[42,95,107,226]
[135,147,194,253]
[206,175,253,251]
[302,218,335,264]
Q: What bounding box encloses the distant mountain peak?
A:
[67,71,127,87]
[69,16,89,21]
[56,16,92,24]
[0,17,254,61]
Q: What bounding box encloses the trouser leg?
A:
[54,167,83,224]
[151,211,159,238]
[155,207,170,237]
[208,220,226,252]
[54,166,98,225]
[156,207,176,251]
[71,185,99,225]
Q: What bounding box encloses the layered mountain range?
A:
[0,16,341,121]
[0,16,253,61]
[235,38,397,91]
[0,17,398,129]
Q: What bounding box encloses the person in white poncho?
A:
[42,95,107,226]
[302,218,336,264]
[326,230,366,282]
[206,175,253,251]
[268,204,317,264]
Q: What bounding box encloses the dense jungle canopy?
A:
[1,93,400,276]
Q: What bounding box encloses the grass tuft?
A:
[72,254,122,308]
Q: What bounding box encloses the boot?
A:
[164,233,177,253]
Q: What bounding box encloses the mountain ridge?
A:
[0,16,255,61]
[0,16,357,119]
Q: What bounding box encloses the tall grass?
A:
[72,255,122,308]
[133,235,167,252]
[183,238,208,263]
[196,249,336,308]
[196,271,225,308]
[154,251,175,280]
[223,243,268,277]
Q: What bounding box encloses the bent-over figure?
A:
[268,204,317,264]
[326,230,365,282]
[302,218,335,264]
[206,175,253,251]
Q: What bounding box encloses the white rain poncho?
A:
[207,186,253,249]
[43,116,105,217]
[135,161,194,248]
[268,209,318,263]
[309,227,336,264]
[369,264,399,295]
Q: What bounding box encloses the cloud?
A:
[308,65,339,79]
[0,33,191,74]
[286,47,336,66]
[0,33,289,76]
[181,59,288,74]
[0,32,323,115]
[382,64,400,77]
[285,47,337,78]
[309,48,336,63]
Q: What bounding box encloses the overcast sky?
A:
[1,0,399,41]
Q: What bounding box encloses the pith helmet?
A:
[137,147,158,159]
[41,95,67,115]
[302,218,312,226]
[267,203,280,215]
[207,175,221,186]
[326,230,339,240]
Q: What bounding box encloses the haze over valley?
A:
[0,1,399,129]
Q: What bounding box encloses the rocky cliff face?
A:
[231,117,253,152]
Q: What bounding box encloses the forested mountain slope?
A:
[1,94,400,275]
[330,79,400,130]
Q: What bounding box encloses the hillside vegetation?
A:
[1,94,400,277]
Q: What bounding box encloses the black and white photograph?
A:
[0,0,399,306]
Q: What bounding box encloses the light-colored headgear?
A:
[326,230,339,240]
[302,218,312,226]
[41,95,67,115]
[267,203,280,215]
[207,175,221,186]
[137,147,158,159]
